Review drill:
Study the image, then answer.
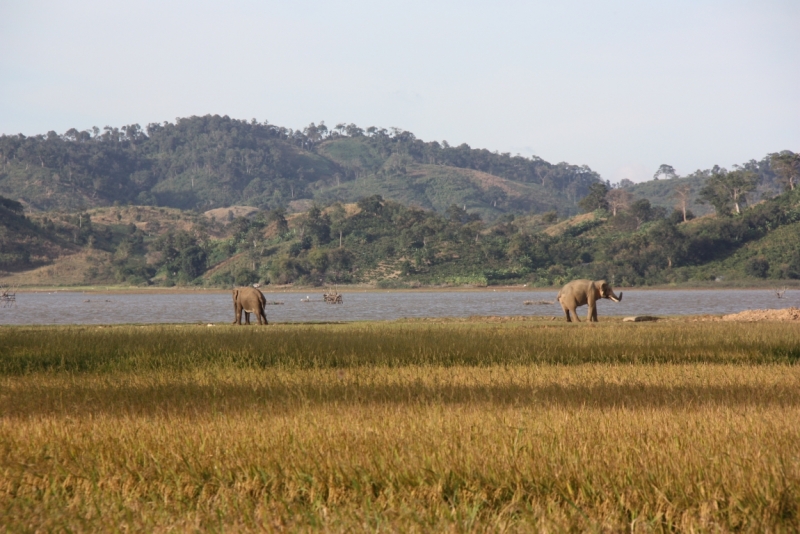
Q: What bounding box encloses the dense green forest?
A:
[1,116,798,288]
[0,115,601,219]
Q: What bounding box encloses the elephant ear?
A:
[592,281,602,296]
[597,281,609,295]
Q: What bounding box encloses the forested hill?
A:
[3,185,800,288]
[0,115,601,219]
[623,157,788,217]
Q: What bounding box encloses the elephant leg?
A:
[233,303,242,325]
[570,306,581,322]
[588,304,597,322]
[586,293,595,322]
[591,306,598,322]
[258,309,268,325]
[560,303,572,322]
[244,311,251,325]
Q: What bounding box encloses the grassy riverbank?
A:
[2,320,799,530]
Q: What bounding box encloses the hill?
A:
[3,185,800,289]
[313,162,569,220]
[0,116,601,220]
[0,202,210,285]
[2,115,797,288]
[624,155,784,216]
[0,196,75,273]
[312,136,596,218]
[694,220,800,281]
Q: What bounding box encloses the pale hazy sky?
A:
[1,0,798,182]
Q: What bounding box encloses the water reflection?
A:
[0,289,796,326]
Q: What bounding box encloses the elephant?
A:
[232,286,268,325]
[557,279,622,322]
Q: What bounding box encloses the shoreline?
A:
[10,282,799,294]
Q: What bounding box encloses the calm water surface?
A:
[1,289,797,325]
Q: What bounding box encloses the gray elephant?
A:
[557,279,622,322]
[232,286,268,325]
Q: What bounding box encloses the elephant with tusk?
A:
[557,279,622,323]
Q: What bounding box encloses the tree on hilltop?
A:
[653,164,678,181]
[771,151,799,191]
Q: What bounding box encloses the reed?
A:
[1,320,799,530]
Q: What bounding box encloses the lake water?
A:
[0,289,797,325]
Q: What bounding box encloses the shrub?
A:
[541,210,558,224]
[745,256,770,278]
[234,269,259,286]
[786,255,800,279]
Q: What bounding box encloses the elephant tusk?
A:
[609,292,622,302]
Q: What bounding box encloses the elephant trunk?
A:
[609,291,622,303]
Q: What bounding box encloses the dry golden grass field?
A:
[1,320,799,531]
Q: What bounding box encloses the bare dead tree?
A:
[605,188,633,216]
[673,184,692,222]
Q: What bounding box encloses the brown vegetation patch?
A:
[449,166,523,198]
[203,205,258,223]
[288,199,314,213]
[722,307,800,322]
[0,250,113,286]
[89,206,195,231]
[411,164,546,202]
[321,202,360,217]
[544,212,598,236]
